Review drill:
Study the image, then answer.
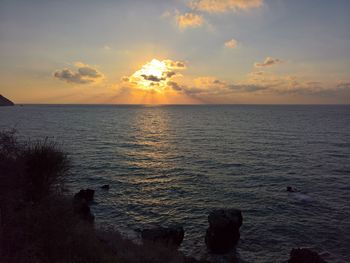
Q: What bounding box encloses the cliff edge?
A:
[0,95,15,106]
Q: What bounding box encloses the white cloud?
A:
[224,39,238,49]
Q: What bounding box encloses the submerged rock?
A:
[141,226,184,248]
[101,184,110,190]
[205,208,243,254]
[0,95,14,106]
[287,186,297,192]
[74,189,95,202]
[288,248,327,263]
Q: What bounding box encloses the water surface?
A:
[1,105,349,262]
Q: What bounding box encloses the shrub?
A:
[0,131,69,202]
[22,139,69,202]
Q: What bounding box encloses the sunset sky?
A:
[1,0,349,104]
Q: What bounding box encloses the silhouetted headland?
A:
[0,95,14,106]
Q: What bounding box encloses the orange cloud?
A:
[116,57,349,104]
[189,0,263,13]
[176,12,204,29]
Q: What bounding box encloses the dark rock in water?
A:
[73,199,95,223]
[141,226,184,248]
[101,184,110,190]
[0,95,14,106]
[74,189,95,202]
[287,186,297,192]
[288,248,327,263]
[205,208,243,254]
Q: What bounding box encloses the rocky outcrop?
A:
[74,189,95,202]
[73,189,95,223]
[288,248,327,263]
[0,95,14,106]
[73,199,95,223]
[141,226,184,248]
[205,208,243,254]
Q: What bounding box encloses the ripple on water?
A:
[1,105,350,263]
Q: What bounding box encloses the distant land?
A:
[0,95,14,106]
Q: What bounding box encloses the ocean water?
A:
[1,105,349,262]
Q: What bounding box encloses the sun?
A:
[129,59,177,92]
[131,59,169,91]
[140,59,168,80]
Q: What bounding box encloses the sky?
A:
[0,0,350,104]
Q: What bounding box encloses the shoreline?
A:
[0,131,331,262]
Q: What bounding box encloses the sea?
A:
[1,105,349,263]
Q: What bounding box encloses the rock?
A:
[287,186,297,192]
[0,95,14,106]
[205,208,243,254]
[141,226,184,248]
[288,248,327,263]
[73,199,94,223]
[74,189,95,202]
[101,184,110,190]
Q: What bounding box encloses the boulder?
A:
[74,189,94,202]
[141,226,184,248]
[205,208,243,254]
[101,184,110,190]
[73,199,94,223]
[0,95,14,106]
[288,248,327,263]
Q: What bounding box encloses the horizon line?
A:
[11,103,350,106]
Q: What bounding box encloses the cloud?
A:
[336,82,350,90]
[141,74,164,82]
[254,57,282,68]
[241,71,350,96]
[176,12,204,29]
[54,69,91,84]
[167,71,349,100]
[54,63,103,84]
[189,0,263,13]
[228,84,267,92]
[121,76,130,82]
[224,39,238,49]
[164,60,187,69]
[119,57,349,103]
[249,71,265,76]
[194,76,226,87]
[167,81,183,91]
[78,66,102,78]
[165,76,268,100]
[126,59,186,91]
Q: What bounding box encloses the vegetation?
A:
[0,130,203,263]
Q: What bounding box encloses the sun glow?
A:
[127,58,186,93]
[131,59,169,91]
[139,59,168,80]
